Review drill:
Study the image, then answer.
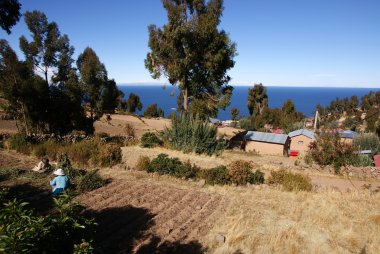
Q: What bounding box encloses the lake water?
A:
[118,84,379,120]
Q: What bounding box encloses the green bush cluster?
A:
[267,169,312,191]
[144,103,164,118]
[147,154,199,179]
[228,160,264,185]
[140,132,162,148]
[141,154,264,186]
[0,191,96,253]
[353,155,373,167]
[162,113,226,155]
[199,166,230,185]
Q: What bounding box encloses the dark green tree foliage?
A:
[144,103,164,118]
[101,79,124,113]
[126,92,143,113]
[145,0,236,114]
[162,113,225,155]
[20,11,62,85]
[0,39,49,134]
[230,107,239,121]
[247,83,268,116]
[188,98,218,119]
[77,47,108,122]
[0,0,21,34]
[17,11,90,134]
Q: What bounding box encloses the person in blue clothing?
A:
[50,168,69,196]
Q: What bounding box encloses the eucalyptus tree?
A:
[145,0,236,115]
[0,0,21,34]
[77,47,108,122]
[247,83,268,116]
[19,11,64,86]
[0,39,48,134]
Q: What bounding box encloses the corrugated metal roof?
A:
[339,130,359,139]
[245,131,289,145]
[208,118,220,124]
[288,129,315,139]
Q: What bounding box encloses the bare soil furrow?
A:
[159,194,220,244]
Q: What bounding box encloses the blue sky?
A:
[1,0,379,87]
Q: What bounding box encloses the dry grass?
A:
[202,186,380,254]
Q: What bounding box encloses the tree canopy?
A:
[247,83,268,117]
[145,0,236,115]
[0,0,21,34]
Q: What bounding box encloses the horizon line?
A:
[117,82,380,89]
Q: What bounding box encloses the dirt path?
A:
[77,177,229,253]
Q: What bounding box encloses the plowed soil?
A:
[78,179,229,253]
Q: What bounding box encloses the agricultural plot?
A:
[78,179,229,253]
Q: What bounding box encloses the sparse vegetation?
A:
[267,169,312,191]
[9,133,30,154]
[92,143,122,167]
[135,155,151,171]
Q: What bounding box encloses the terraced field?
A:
[78,179,229,253]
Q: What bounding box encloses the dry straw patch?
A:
[203,187,380,254]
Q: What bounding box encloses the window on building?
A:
[298,141,304,145]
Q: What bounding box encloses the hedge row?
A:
[136,153,265,186]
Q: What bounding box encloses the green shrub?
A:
[75,170,107,193]
[9,133,30,154]
[249,170,265,184]
[228,160,253,185]
[353,133,380,155]
[162,113,226,155]
[0,193,96,253]
[267,169,312,191]
[92,144,122,167]
[175,160,200,179]
[147,154,199,179]
[308,134,359,174]
[227,160,264,185]
[148,153,182,176]
[201,166,230,185]
[353,155,373,167]
[33,140,63,160]
[144,103,164,118]
[135,155,151,171]
[140,132,162,148]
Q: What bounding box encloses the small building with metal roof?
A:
[288,129,316,155]
[244,131,290,156]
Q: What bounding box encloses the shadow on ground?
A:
[5,183,54,214]
[86,206,205,254]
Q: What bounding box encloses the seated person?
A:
[50,168,69,196]
[32,157,51,173]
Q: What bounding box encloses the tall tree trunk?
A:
[183,87,188,111]
[21,103,29,135]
